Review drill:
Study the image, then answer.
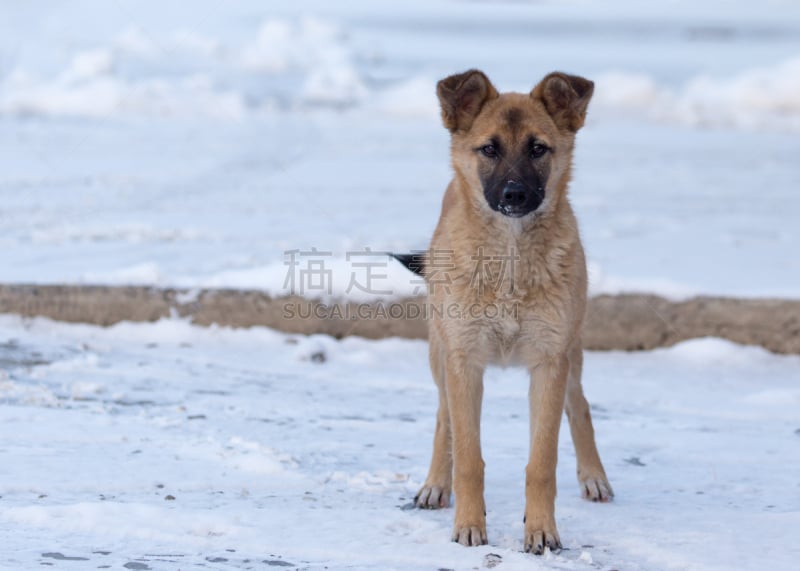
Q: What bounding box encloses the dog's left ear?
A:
[531,72,594,132]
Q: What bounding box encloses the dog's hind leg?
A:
[415,330,453,509]
[565,341,613,502]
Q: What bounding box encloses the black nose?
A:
[502,181,527,206]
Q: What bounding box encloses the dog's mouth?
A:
[497,204,536,218]
[498,204,531,218]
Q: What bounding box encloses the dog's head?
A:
[438,70,593,219]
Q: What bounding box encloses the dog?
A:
[399,69,613,554]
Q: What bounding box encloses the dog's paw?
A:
[414,485,451,509]
[523,525,561,555]
[580,475,614,502]
[451,523,488,546]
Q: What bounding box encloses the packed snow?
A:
[1,0,799,299]
[1,315,799,570]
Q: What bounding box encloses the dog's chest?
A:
[489,305,561,365]
[489,313,522,359]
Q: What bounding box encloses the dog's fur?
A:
[413,70,613,554]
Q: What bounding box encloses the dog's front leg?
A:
[445,350,487,546]
[524,354,568,554]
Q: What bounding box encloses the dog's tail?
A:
[391,252,425,276]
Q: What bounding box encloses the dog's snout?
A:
[492,178,544,218]
[502,181,527,206]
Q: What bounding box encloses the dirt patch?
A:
[1,284,798,354]
[585,294,800,354]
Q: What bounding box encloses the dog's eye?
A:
[530,144,548,158]
[480,145,498,159]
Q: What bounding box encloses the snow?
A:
[591,55,800,132]
[1,315,799,570]
[0,0,799,300]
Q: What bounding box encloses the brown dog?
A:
[413,70,613,554]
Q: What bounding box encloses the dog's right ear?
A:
[437,70,498,133]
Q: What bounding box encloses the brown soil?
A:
[1,284,798,354]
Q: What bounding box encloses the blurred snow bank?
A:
[241,18,367,106]
[0,49,247,120]
[0,17,366,118]
[1,14,798,132]
[593,56,800,131]
[371,57,800,132]
[369,75,439,119]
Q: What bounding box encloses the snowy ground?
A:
[1,0,799,299]
[1,315,799,571]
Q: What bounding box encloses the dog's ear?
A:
[531,72,594,132]
[437,69,498,133]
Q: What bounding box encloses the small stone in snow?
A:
[42,553,89,561]
[165,494,176,500]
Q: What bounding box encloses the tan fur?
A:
[414,70,613,554]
